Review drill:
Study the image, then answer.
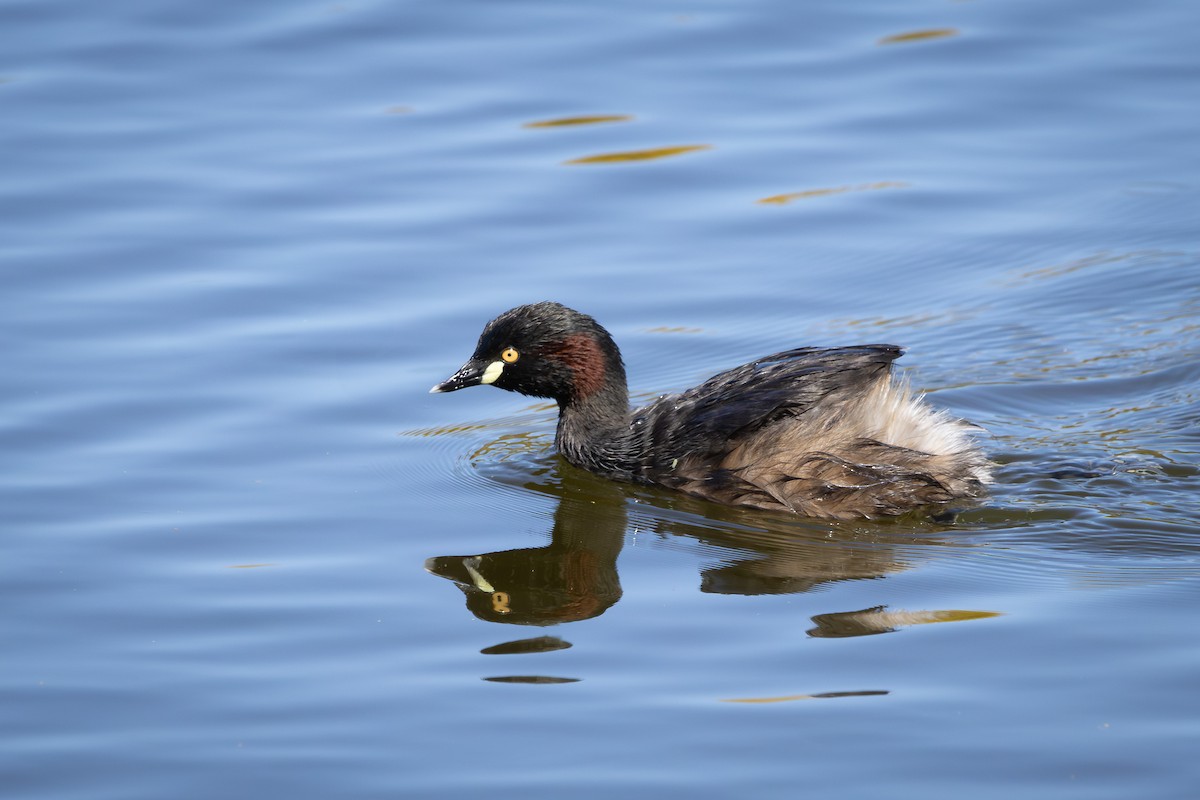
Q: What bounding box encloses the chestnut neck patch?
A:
[551,333,608,400]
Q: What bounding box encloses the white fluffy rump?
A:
[858,377,993,484]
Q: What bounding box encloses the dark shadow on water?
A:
[480,636,572,656]
[481,675,580,685]
[808,606,1001,638]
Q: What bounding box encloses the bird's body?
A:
[432,302,991,519]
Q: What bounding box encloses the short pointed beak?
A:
[430,360,485,394]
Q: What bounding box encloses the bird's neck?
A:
[554,381,636,479]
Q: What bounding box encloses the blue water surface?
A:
[3,0,1199,798]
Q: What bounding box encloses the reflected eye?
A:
[501,347,519,364]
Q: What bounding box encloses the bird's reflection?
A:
[426,459,998,636]
[424,463,626,626]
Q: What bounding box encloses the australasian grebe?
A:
[431,302,991,519]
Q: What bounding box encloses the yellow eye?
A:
[501,347,519,364]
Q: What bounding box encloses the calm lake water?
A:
[4,0,1199,797]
